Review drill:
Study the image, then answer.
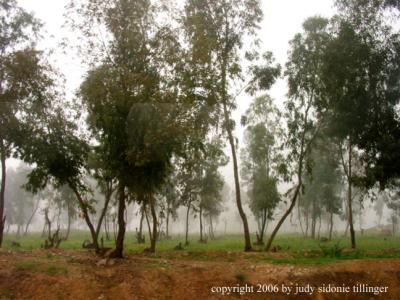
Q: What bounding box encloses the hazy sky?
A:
[17,0,334,102]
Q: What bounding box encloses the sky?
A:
[16,0,335,104]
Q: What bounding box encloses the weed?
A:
[234,272,247,283]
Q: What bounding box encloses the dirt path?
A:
[0,250,399,300]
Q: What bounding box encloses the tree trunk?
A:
[347,139,356,249]
[220,23,251,251]
[104,214,110,240]
[199,206,203,242]
[297,200,305,237]
[317,215,322,239]
[149,193,157,253]
[144,203,152,242]
[185,201,191,246]
[222,101,252,251]
[69,182,99,251]
[112,183,126,258]
[65,206,71,240]
[311,200,317,239]
[24,196,40,235]
[329,211,334,240]
[0,139,7,247]
[209,215,214,239]
[95,181,113,242]
[266,184,301,251]
[138,205,144,240]
[260,209,267,243]
[16,224,21,237]
[166,202,170,238]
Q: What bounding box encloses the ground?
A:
[0,249,399,300]
[0,233,399,299]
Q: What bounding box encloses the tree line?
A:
[1,0,400,257]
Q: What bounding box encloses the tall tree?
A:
[77,0,197,256]
[0,0,48,246]
[183,0,280,251]
[317,0,400,247]
[265,17,328,251]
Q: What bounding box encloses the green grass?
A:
[4,231,400,265]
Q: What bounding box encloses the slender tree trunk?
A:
[305,207,309,237]
[0,139,7,247]
[149,193,157,253]
[65,206,71,240]
[329,211,334,240]
[347,139,356,249]
[266,184,301,251]
[209,215,214,239]
[297,200,305,237]
[41,221,47,238]
[69,182,99,251]
[317,215,322,239]
[144,203,152,242]
[138,205,144,241]
[104,214,110,240]
[112,183,126,258]
[220,28,251,251]
[311,200,316,239]
[166,202,170,238]
[185,201,191,246]
[199,206,203,242]
[95,182,113,242]
[222,102,251,251]
[24,196,40,235]
[16,224,21,237]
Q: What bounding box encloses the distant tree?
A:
[241,95,284,245]
[5,165,37,236]
[198,137,228,242]
[301,140,342,240]
[160,169,180,239]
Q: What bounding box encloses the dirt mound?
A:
[0,250,398,299]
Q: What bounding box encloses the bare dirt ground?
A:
[0,249,399,300]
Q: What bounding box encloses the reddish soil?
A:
[0,249,399,300]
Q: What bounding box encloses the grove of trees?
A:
[0,0,400,257]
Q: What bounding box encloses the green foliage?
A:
[234,272,247,283]
[241,95,283,241]
[319,241,344,258]
[319,1,400,188]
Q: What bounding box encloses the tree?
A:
[198,137,228,242]
[301,140,342,240]
[240,95,283,245]
[160,169,180,239]
[265,17,328,251]
[183,0,280,251]
[0,0,48,246]
[76,0,197,256]
[4,165,37,236]
[317,1,400,247]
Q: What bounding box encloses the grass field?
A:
[3,231,400,264]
